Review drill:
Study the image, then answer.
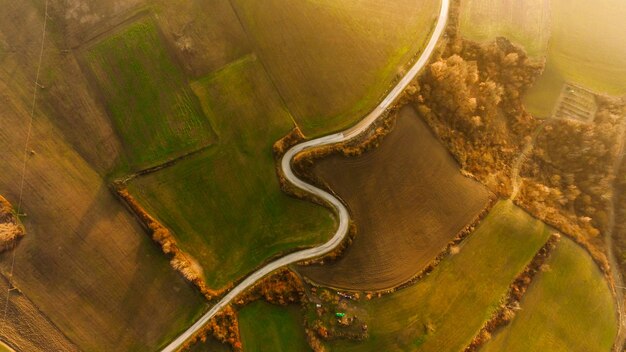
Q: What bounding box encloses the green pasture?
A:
[483,238,617,352]
[86,19,215,170]
[128,55,334,290]
[239,301,309,352]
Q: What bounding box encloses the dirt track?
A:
[298,105,491,290]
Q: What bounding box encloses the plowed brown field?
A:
[0,2,208,348]
[0,274,79,352]
[299,105,492,290]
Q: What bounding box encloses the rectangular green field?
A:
[230,0,439,137]
[483,238,617,352]
[128,55,335,290]
[328,200,552,351]
[239,301,309,352]
[85,18,215,170]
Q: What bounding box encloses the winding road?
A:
[161,1,449,350]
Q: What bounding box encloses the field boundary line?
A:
[112,144,214,185]
[226,0,302,132]
[301,195,497,295]
[464,233,561,352]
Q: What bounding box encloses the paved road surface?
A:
[161,1,449,350]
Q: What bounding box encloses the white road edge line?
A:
[161,1,449,350]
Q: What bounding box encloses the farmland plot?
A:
[128,56,335,290]
[299,105,491,290]
[230,0,440,136]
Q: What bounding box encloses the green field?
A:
[545,0,626,95]
[524,0,626,117]
[86,19,215,170]
[128,55,334,289]
[460,0,550,57]
[239,301,309,352]
[483,238,617,352]
[230,0,439,137]
[326,200,551,351]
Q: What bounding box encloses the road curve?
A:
[161,1,449,350]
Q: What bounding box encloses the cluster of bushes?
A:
[407,35,543,196]
[0,195,25,252]
[112,183,226,300]
[613,156,626,279]
[304,287,368,350]
[402,1,626,275]
[517,97,625,273]
[521,98,624,235]
[236,268,306,306]
[182,305,242,352]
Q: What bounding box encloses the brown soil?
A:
[0,47,205,352]
[0,1,255,349]
[298,105,492,290]
[0,1,125,175]
[0,274,79,352]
